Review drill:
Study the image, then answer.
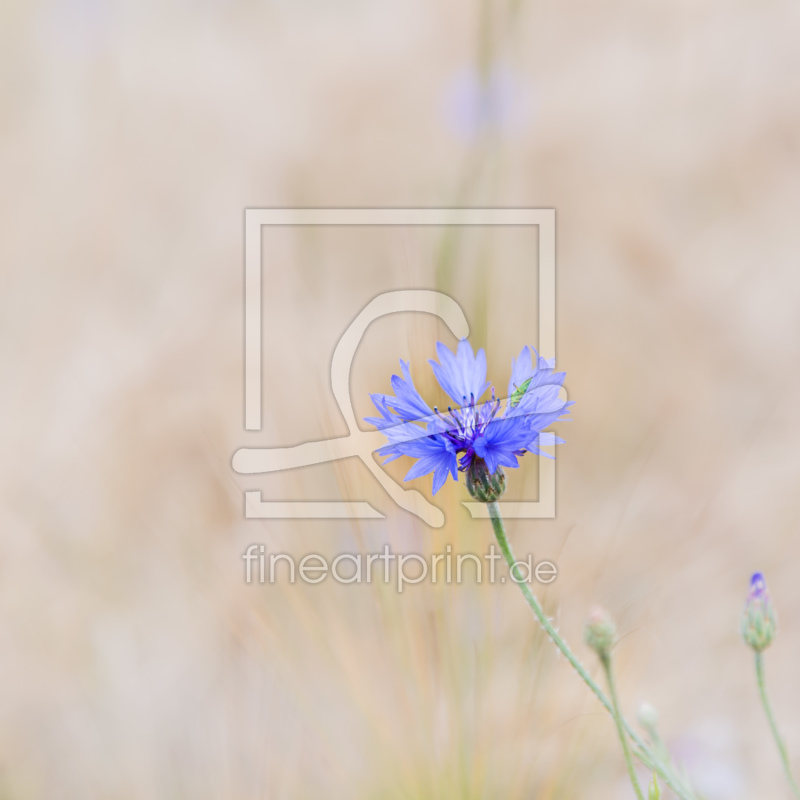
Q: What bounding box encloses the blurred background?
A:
[3,0,800,797]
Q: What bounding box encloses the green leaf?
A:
[648,773,661,800]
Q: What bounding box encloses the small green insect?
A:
[508,377,532,409]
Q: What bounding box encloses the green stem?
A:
[756,651,800,798]
[486,501,695,800]
[602,654,645,800]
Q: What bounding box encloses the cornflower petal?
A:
[473,415,531,474]
[506,345,566,414]
[386,360,433,422]
[509,383,567,418]
[400,435,458,494]
[507,345,534,399]
[429,340,490,404]
[364,393,397,430]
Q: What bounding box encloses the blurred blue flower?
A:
[366,340,571,494]
[42,0,116,56]
[742,571,777,651]
[443,65,531,141]
[749,572,767,597]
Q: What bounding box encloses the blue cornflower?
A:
[742,572,778,651]
[365,340,572,495]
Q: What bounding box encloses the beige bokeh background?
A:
[3,0,800,797]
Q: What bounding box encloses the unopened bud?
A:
[741,572,777,652]
[465,458,506,503]
[584,605,616,659]
[637,702,659,734]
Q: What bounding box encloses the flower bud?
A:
[584,605,616,660]
[648,774,661,800]
[637,702,659,734]
[741,572,777,652]
[465,458,506,502]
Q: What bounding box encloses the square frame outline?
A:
[243,208,557,520]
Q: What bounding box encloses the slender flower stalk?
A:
[755,653,800,799]
[487,502,695,800]
[368,341,698,800]
[599,647,646,799]
[742,573,800,798]
[638,703,670,764]
[584,606,644,798]
[487,502,608,708]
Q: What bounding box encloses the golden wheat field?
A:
[3,0,800,797]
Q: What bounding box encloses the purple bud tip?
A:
[750,572,767,597]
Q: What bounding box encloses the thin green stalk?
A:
[486,501,696,800]
[756,651,800,798]
[601,654,645,800]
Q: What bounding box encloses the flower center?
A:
[433,387,501,467]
